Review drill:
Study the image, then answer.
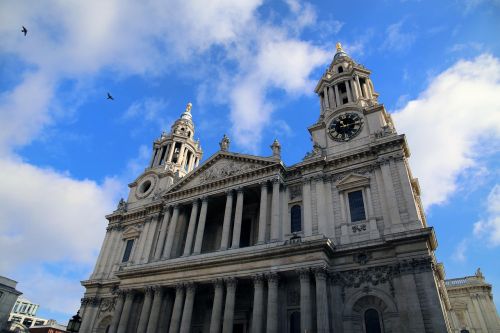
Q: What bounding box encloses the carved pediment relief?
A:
[122,226,141,239]
[336,173,370,191]
[169,152,278,192]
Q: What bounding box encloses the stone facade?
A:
[444,268,500,333]
[79,44,458,333]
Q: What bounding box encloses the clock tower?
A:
[309,43,396,156]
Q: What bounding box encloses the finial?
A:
[219,134,230,152]
[270,139,281,159]
[336,42,343,52]
[186,102,192,113]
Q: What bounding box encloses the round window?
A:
[139,180,151,194]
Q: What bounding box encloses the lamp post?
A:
[67,310,82,332]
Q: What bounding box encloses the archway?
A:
[94,315,112,333]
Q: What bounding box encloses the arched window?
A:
[338,66,344,73]
[291,205,302,233]
[289,311,300,333]
[364,308,382,333]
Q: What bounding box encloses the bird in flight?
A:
[107,92,114,100]
[21,26,27,36]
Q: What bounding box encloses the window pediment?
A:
[122,226,140,239]
[336,173,370,191]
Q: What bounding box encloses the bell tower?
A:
[148,102,203,177]
[308,43,396,157]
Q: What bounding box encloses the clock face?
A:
[328,113,363,141]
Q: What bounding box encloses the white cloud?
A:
[452,239,468,262]
[382,21,416,52]
[392,54,500,207]
[0,0,332,154]
[0,157,120,272]
[474,184,500,245]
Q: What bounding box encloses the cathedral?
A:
[78,44,500,333]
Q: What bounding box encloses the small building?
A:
[445,269,500,333]
[8,297,50,329]
[28,322,67,333]
[0,276,22,331]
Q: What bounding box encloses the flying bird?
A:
[21,26,27,36]
[107,92,114,100]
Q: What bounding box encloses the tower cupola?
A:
[148,102,203,178]
[314,42,379,118]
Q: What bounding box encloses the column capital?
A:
[225,277,238,289]
[162,204,171,212]
[266,272,280,284]
[174,283,185,291]
[252,274,265,286]
[272,176,281,184]
[212,278,224,289]
[225,189,234,196]
[191,199,199,206]
[296,268,310,280]
[235,187,244,194]
[185,282,197,292]
[312,266,328,280]
[259,180,269,187]
[200,196,209,203]
[143,286,156,295]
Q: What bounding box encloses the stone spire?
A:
[147,102,203,178]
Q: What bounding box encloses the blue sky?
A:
[1,0,499,324]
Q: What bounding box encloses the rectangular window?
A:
[348,190,366,222]
[122,239,134,262]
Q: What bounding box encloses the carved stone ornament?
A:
[303,140,325,160]
[100,298,115,313]
[289,185,302,200]
[116,198,127,212]
[352,224,367,233]
[219,134,230,152]
[198,161,259,184]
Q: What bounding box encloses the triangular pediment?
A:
[168,151,279,192]
[336,173,370,191]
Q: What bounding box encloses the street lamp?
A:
[66,310,82,332]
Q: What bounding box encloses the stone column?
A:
[379,158,402,230]
[154,206,171,260]
[314,268,330,333]
[79,298,99,333]
[209,279,224,333]
[328,86,336,108]
[135,219,152,263]
[231,188,244,249]
[116,290,135,333]
[108,291,125,333]
[180,283,197,333]
[193,197,209,254]
[266,273,279,333]
[146,286,164,333]
[345,80,353,103]
[298,269,312,333]
[257,182,268,244]
[302,178,313,237]
[220,191,234,250]
[355,75,362,98]
[270,178,281,241]
[141,213,161,263]
[315,176,328,236]
[222,278,237,333]
[167,142,176,163]
[137,287,155,333]
[350,79,359,101]
[334,85,341,106]
[251,275,265,333]
[183,200,199,256]
[163,205,180,259]
[92,227,112,277]
[169,285,186,333]
[323,87,330,108]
